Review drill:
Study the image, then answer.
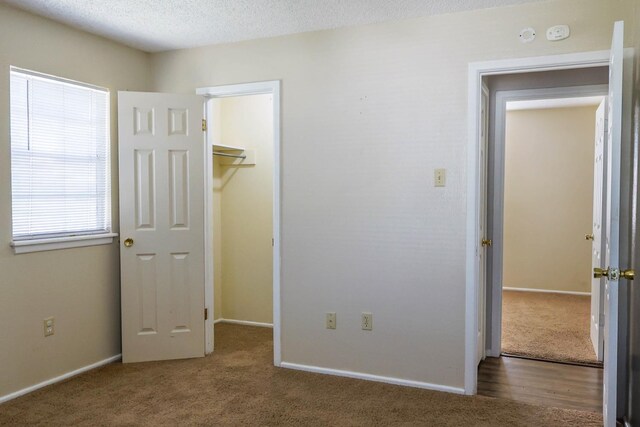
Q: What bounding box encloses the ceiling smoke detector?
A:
[519,27,536,43]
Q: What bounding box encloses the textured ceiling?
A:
[4,0,546,52]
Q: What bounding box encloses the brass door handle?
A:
[621,269,635,280]
[124,238,134,248]
[593,267,608,278]
[594,267,635,280]
[481,239,492,247]
[585,234,594,240]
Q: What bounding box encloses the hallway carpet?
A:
[0,324,601,426]
[502,290,599,365]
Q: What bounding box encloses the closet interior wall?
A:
[212,94,274,325]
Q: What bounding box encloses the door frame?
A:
[465,50,612,395]
[487,84,609,358]
[196,80,282,366]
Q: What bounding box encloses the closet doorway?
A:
[199,82,281,364]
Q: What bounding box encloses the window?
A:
[9,68,115,253]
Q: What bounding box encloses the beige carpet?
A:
[502,290,600,365]
[0,324,601,426]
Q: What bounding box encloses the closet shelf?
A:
[212,143,256,165]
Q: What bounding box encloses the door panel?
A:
[603,20,624,427]
[135,149,156,229]
[138,253,158,334]
[119,92,205,363]
[591,99,606,361]
[169,150,190,228]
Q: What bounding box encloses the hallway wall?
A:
[503,106,598,294]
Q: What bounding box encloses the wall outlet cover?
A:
[44,317,54,337]
[326,312,336,329]
[361,312,373,331]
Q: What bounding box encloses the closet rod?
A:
[213,151,246,159]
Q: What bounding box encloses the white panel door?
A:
[590,98,606,362]
[602,21,624,427]
[118,92,205,363]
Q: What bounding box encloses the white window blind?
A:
[10,68,111,241]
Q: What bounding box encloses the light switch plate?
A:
[434,169,446,187]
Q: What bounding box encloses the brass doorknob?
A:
[621,269,635,280]
[481,239,492,247]
[124,238,134,248]
[593,267,609,278]
[585,234,594,240]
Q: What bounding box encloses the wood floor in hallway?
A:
[478,356,603,413]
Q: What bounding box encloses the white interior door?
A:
[590,98,606,362]
[603,21,624,427]
[477,86,489,365]
[118,92,205,363]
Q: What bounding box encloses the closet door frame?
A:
[196,81,282,365]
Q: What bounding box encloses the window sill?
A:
[10,233,118,254]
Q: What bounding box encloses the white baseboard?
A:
[215,318,273,328]
[0,354,121,404]
[280,362,465,395]
[503,287,590,296]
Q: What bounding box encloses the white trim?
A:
[0,354,121,404]
[503,287,591,296]
[468,50,610,76]
[465,50,611,396]
[506,95,605,111]
[11,233,118,254]
[203,99,214,355]
[10,66,109,93]
[198,80,282,367]
[280,362,465,395]
[215,318,273,328]
[197,81,277,97]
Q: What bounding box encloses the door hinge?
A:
[272,238,274,247]
[202,119,207,132]
[204,307,208,320]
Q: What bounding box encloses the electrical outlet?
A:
[361,312,373,331]
[44,317,54,337]
[326,312,336,329]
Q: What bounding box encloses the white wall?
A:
[151,0,635,389]
[503,106,597,293]
[216,95,274,324]
[0,4,151,398]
